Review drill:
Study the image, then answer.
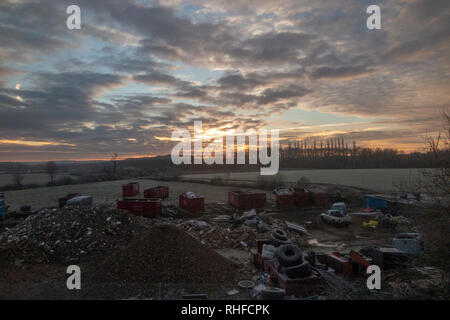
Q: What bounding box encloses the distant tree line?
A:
[121,139,442,172]
[279,139,438,169]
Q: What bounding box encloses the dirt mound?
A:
[94,225,237,284]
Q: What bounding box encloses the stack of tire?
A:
[268,229,312,279]
[270,229,291,246]
[270,229,311,279]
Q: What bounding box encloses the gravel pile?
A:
[0,206,134,264]
[94,225,237,284]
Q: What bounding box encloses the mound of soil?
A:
[94,225,237,284]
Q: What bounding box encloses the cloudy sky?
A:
[0,0,449,161]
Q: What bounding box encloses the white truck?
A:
[330,202,347,214]
[321,209,352,226]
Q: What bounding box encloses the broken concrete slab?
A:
[285,221,308,235]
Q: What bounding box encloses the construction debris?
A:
[210,215,232,225]
[226,289,240,296]
[0,205,133,264]
[182,219,211,231]
[186,191,201,199]
[66,195,93,206]
[261,244,276,259]
[186,225,257,249]
[285,221,308,235]
[240,209,257,221]
[58,193,79,208]
[393,233,424,254]
[360,246,410,270]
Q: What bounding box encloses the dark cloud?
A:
[0,24,69,62]
[398,0,450,25]
[227,32,316,65]
[106,55,168,74]
[382,28,450,62]
[217,72,266,90]
[0,72,125,136]
[309,65,376,80]
[257,85,311,105]
[0,0,448,160]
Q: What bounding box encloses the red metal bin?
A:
[312,192,328,207]
[117,198,161,217]
[228,191,266,210]
[179,193,204,214]
[316,252,353,276]
[144,186,169,199]
[122,182,140,197]
[275,193,294,209]
[293,188,310,207]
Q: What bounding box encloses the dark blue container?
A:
[364,195,388,210]
[0,192,5,218]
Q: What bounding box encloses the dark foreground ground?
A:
[0,182,448,300]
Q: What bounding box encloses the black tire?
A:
[307,251,316,266]
[275,244,303,267]
[270,233,291,246]
[272,229,288,241]
[261,287,285,300]
[285,261,312,279]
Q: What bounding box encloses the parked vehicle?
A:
[331,202,347,214]
[321,209,351,226]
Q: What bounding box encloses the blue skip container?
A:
[0,192,5,218]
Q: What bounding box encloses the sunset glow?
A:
[0,0,448,161]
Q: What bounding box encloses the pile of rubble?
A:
[197,225,257,249]
[204,202,236,215]
[180,209,274,249]
[380,267,448,299]
[0,206,134,264]
[0,195,304,267]
[181,219,253,249]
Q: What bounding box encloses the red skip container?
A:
[293,188,310,207]
[117,198,161,217]
[228,191,267,210]
[122,182,140,197]
[144,186,169,199]
[275,193,294,209]
[312,192,328,207]
[179,193,204,214]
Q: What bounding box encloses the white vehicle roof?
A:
[332,202,346,207]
